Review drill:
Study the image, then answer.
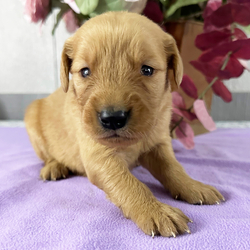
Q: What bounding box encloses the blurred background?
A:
[0,0,249,127]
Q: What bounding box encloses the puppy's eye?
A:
[141,65,154,76]
[81,67,91,78]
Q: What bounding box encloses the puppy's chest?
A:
[117,149,140,170]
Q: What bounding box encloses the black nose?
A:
[99,110,129,130]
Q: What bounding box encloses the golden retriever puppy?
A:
[25,11,224,237]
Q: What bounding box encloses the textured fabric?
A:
[0,128,250,250]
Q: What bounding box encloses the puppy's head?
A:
[60,12,183,147]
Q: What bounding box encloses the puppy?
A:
[25,12,224,237]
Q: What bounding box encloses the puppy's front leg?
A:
[139,141,224,205]
[85,154,191,237]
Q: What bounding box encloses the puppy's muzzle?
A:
[99,108,130,130]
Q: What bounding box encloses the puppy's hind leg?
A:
[25,99,49,162]
[40,159,69,181]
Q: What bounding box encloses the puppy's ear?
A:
[165,34,183,88]
[60,37,74,93]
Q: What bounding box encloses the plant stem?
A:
[187,51,232,111]
[170,117,183,136]
[171,51,232,134]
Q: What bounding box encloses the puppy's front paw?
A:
[173,180,225,205]
[40,159,68,181]
[133,202,191,237]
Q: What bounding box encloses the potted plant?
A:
[23,0,250,149]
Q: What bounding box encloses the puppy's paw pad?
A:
[40,160,69,181]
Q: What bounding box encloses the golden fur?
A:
[25,12,224,237]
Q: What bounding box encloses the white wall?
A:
[1,1,250,94]
[224,69,250,92]
[0,1,249,120]
[0,1,71,94]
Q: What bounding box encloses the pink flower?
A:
[175,120,195,150]
[193,100,216,132]
[172,92,197,121]
[24,0,50,23]
[63,10,79,33]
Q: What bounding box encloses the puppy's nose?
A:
[99,110,129,130]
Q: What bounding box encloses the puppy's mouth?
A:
[98,131,138,146]
[106,133,122,139]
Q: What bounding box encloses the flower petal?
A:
[218,56,244,79]
[190,57,224,78]
[172,107,197,121]
[193,100,216,131]
[234,28,248,40]
[198,39,250,62]
[63,10,79,33]
[191,56,244,79]
[195,30,231,51]
[143,0,163,23]
[210,3,250,28]
[180,75,198,99]
[211,80,232,102]
[175,121,195,149]
[24,0,50,23]
[172,92,186,109]
[203,0,222,19]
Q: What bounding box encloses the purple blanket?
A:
[0,128,250,249]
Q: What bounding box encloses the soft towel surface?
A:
[0,128,250,250]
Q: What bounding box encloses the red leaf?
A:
[193,100,216,131]
[143,0,163,24]
[218,56,244,79]
[180,75,198,99]
[195,30,232,51]
[210,4,234,28]
[191,56,244,79]
[172,92,186,109]
[210,3,250,28]
[228,0,250,8]
[234,28,248,40]
[175,121,195,149]
[203,0,222,19]
[204,19,231,33]
[190,58,221,78]
[199,39,250,62]
[211,80,232,102]
[204,16,215,33]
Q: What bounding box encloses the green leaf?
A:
[238,25,250,36]
[90,0,132,17]
[160,0,170,6]
[75,0,99,15]
[165,0,207,18]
